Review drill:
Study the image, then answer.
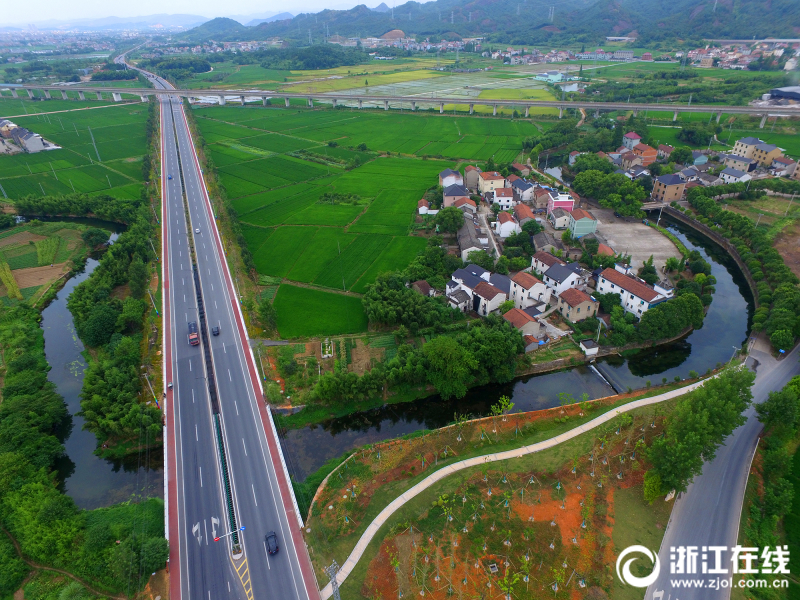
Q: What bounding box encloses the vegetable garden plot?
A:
[350,236,427,293]
[287,228,357,283]
[313,233,391,290]
[252,226,318,277]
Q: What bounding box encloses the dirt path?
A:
[281,278,363,298]
[3,527,128,600]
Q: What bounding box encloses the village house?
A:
[512,162,532,177]
[732,136,784,166]
[533,187,551,210]
[691,151,708,166]
[596,267,665,316]
[473,281,507,316]
[770,157,796,177]
[492,187,515,210]
[418,199,430,214]
[632,143,657,166]
[478,171,507,194]
[568,208,597,238]
[580,339,599,356]
[513,203,535,226]
[651,174,685,203]
[543,262,587,295]
[622,131,642,151]
[439,168,463,188]
[720,167,752,184]
[557,288,598,322]
[532,251,565,275]
[696,172,723,187]
[10,127,47,153]
[532,231,564,254]
[453,197,477,215]
[464,165,482,190]
[457,220,485,260]
[511,178,534,204]
[443,183,472,207]
[549,207,570,229]
[546,190,574,215]
[510,271,551,309]
[568,151,581,165]
[494,211,521,238]
[621,152,643,170]
[657,144,673,160]
[503,308,544,337]
[722,154,757,172]
[448,289,471,312]
[412,280,434,297]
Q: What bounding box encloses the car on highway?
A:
[168,174,173,180]
[195,228,200,234]
[265,532,279,555]
[211,326,220,336]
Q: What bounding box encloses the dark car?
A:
[265,531,278,555]
[613,211,621,218]
[168,174,173,180]
[212,326,220,336]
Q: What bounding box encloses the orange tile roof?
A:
[465,165,481,172]
[453,197,477,208]
[597,243,614,256]
[495,188,513,197]
[474,281,505,300]
[558,287,595,307]
[599,268,659,302]
[511,271,542,289]
[480,171,505,180]
[514,204,535,221]
[498,211,513,223]
[569,208,595,221]
[503,308,535,329]
[533,251,564,268]
[418,199,429,208]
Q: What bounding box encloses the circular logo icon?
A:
[616,545,661,588]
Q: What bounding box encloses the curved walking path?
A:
[320,375,714,599]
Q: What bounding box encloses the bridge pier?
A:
[358,99,362,109]
[43,90,51,99]
[594,109,600,118]
[95,92,102,100]
[240,96,245,105]
[27,89,34,99]
[10,89,17,98]
[61,91,68,100]
[307,97,313,107]
[384,100,388,111]
[285,97,290,107]
[439,102,444,114]
[78,91,85,101]
[558,107,563,119]
[140,95,148,103]
[219,95,226,105]
[411,101,416,111]
[493,104,497,116]
[112,92,122,102]
[760,114,768,128]
[331,98,337,108]
[469,104,474,115]
[525,106,529,117]
[716,111,722,124]
[673,110,678,122]
[262,96,268,106]
[632,109,638,117]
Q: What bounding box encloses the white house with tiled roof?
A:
[596,267,667,317]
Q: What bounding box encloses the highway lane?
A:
[161,86,246,599]
[646,343,800,600]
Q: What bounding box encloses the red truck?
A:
[188,321,200,346]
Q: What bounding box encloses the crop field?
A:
[0,101,149,200]
[351,236,428,293]
[273,284,368,337]
[0,96,126,115]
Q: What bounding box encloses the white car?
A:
[195,228,200,234]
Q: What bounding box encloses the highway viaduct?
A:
[3,83,799,128]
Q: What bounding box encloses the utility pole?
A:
[451,11,454,23]
[308,29,312,45]
[325,561,342,600]
[785,192,796,217]
[88,126,101,161]
[468,11,472,22]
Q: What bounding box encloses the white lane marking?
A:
[199,466,203,487]
[228,582,231,592]
[195,424,198,441]
[184,294,186,302]
[252,484,258,506]
[204,520,208,546]
[242,438,247,456]
[211,283,213,291]
[264,541,271,569]
[215,300,217,309]
[191,389,195,403]
[189,360,192,372]
[235,401,239,415]
[228,369,232,381]
[223,344,226,354]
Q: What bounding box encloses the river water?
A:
[44,233,163,509]
[279,220,754,483]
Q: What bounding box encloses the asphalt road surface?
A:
[645,343,800,600]
[139,63,316,600]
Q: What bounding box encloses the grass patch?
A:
[274,284,368,337]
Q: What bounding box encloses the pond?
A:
[278,219,754,483]
[43,229,163,509]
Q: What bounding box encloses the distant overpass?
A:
[4,83,798,127]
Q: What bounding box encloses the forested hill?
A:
[183,0,798,45]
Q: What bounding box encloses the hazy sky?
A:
[7,0,384,25]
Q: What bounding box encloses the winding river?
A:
[278,220,754,483]
[44,229,163,509]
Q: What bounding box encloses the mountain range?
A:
[178,0,800,45]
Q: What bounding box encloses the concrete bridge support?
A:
[558,107,563,119]
[78,91,85,100]
[238,96,244,105]
[43,90,51,99]
[218,95,226,105]
[594,109,600,118]
[10,89,17,98]
[307,98,314,107]
[525,107,529,118]
[632,109,638,117]
[112,93,122,102]
[331,98,337,108]
[673,111,678,122]
[493,104,497,116]
[27,89,34,98]
[439,102,444,114]
[358,99,363,109]
[760,114,768,128]
[262,96,268,106]
[716,111,722,124]
[411,101,416,111]
[61,91,68,100]
[384,100,388,111]
[95,92,102,100]
[469,104,474,114]
[141,95,148,103]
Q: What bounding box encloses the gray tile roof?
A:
[721,167,746,178]
[444,183,470,197]
[544,263,576,284]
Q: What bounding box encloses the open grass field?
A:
[283,69,448,94]
[273,284,368,337]
[0,99,149,200]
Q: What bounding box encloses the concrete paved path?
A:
[320,376,714,598]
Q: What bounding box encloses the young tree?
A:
[128,256,149,299]
[498,299,515,314]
